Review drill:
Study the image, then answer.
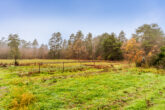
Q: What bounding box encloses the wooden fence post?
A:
[62,62,64,72]
[39,63,40,73]
[94,61,95,66]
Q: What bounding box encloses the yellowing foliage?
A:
[122,38,144,63]
[9,87,35,110]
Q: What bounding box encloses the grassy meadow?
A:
[1,59,165,110]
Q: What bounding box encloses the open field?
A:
[1,60,165,110]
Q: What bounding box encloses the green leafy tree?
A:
[85,33,93,59]
[102,33,123,60]
[8,34,20,65]
[151,46,165,68]
[94,34,107,59]
[32,39,38,48]
[118,30,127,43]
[73,31,85,60]
[0,37,9,59]
[49,32,62,59]
[66,33,75,59]
[135,24,164,55]
[32,39,39,58]
[61,39,68,58]
[38,44,48,59]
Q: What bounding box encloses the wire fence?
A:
[34,61,98,73]
[0,60,116,75]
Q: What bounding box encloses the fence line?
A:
[0,60,114,73]
[37,61,97,73]
[0,60,103,66]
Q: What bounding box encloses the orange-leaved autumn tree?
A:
[122,38,144,64]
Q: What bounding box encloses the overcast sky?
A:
[0,0,165,44]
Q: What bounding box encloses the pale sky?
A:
[0,0,165,44]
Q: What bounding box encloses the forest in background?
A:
[1,23,165,68]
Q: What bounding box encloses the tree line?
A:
[2,23,165,68]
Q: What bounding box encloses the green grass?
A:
[1,59,165,110]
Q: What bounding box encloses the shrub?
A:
[9,87,35,110]
[150,46,165,68]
